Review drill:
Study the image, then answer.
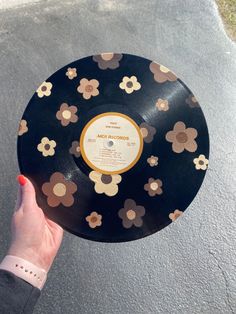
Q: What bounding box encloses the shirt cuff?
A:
[0,255,47,290]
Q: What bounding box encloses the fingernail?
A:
[17,175,27,186]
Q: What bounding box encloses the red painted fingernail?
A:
[17,175,27,186]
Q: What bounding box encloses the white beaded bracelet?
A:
[0,255,47,290]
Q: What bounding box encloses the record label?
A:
[80,112,143,174]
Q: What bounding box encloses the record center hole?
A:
[107,140,114,147]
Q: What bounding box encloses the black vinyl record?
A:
[17,53,209,242]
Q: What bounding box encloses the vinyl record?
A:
[17,53,209,242]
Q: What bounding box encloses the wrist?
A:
[0,255,47,290]
[7,245,52,272]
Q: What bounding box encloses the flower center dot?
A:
[176,132,188,143]
[53,183,67,197]
[150,182,158,190]
[160,65,169,73]
[76,146,80,153]
[41,86,47,91]
[126,209,136,220]
[44,144,50,150]
[140,127,148,138]
[85,85,93,92]
[101,174,112,184]
[126,81,133,88]
[62,110,72,120]
[101,53,114,61]
[199,160,204,165]
[90,216,98,223]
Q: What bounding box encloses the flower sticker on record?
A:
[193,154,209,170]
[18,119,28,136]
[86,212,102,229]
[118,199,145,229]
[119,76,141,94]
[144,178,163,197]
[149,62,177,83]
[77,78,99,100]
[89,171,122,197]
[147,155,158,167]
[93,53,123,70]
[169,209,183,222]
[36,81,52,98]
[37,137,56,157]
[156,98,169,111]
[69,141,81,158]
[186,94,200,108]
[65,67,77,80]
[42,172,77,207]
[165,121,198,153]
[139,122,156,143]
[56,103,78,126]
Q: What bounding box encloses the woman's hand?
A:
[7,175,63,272]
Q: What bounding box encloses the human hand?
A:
[7,175,63,272]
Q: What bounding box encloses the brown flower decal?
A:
[169,209,183,222]
[156,98,169,111]
[186,94,200,108]
[86,211,102,228]
[36,81,52,98]
[119,76,141,94]
[89,171,122,197]
[65,67,77,80]
[118,199,145,228]
[193,154,209,170]
[147,155,158,167]
[165,121,198,153]
[144,178,163,197]
[37,137,56,157]
[42,172,77,207]
[77,78,99,100]
[56,103,78,126]
[69,141,81,158]
[139,122,156,143]
[149,62,177,83]
[18,119,28,136]
[93,53,123,70]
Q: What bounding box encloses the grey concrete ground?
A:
[0,0,236,313]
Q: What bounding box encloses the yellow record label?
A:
[80,112,143,174]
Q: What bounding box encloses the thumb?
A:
[17,175,37,211]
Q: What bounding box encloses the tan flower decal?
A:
[42,172,77,207]
[193,154,209,170]
[86,211,102,229]
[93,53,123,70]
[139,122,156,143]
[36,81,52,98]
[56,103,78,126]
[119,76,141,94]
[18,119,28,136]
[118,199,145,229]
[165,121,198,153]
[186,94,200,108]
[89,171,122,197]
[65,67,77,80]
[147,155,158,167]
[37,137,56,157]
[169,209,183,222]
[69,141,81,158]
[77,78,99,100]
[149,62,177,83]
[144,178,163,197]
[156,98,169,111]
